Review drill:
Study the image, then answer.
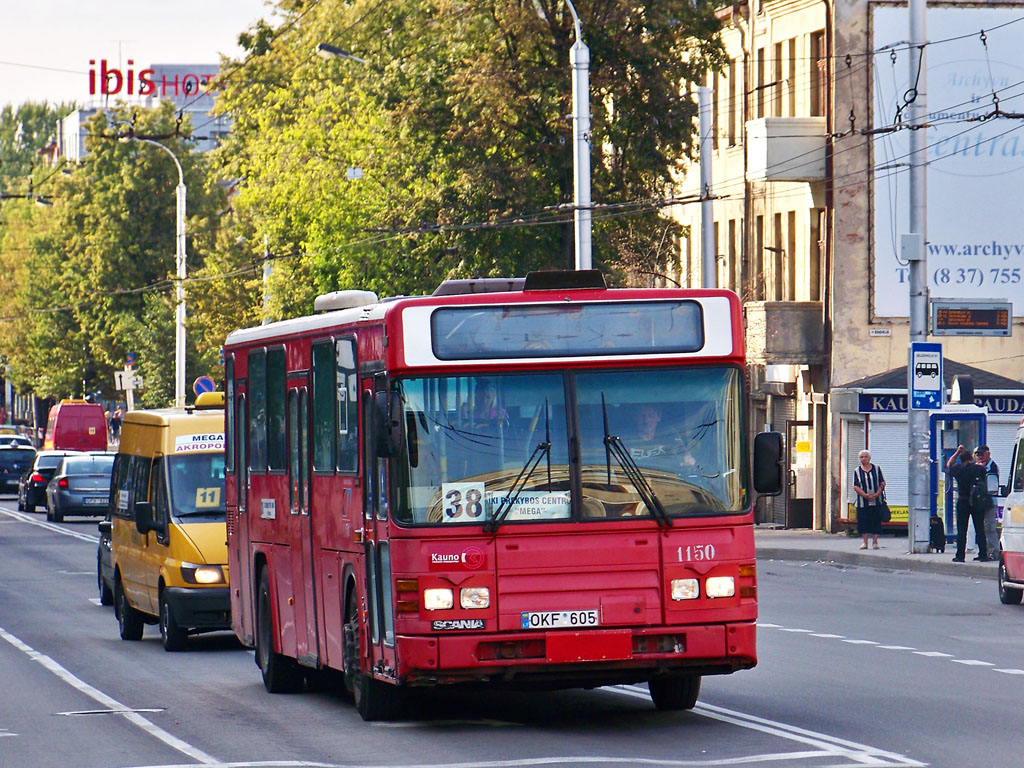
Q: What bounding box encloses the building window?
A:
[712,72,720,150]
[728,58,738,146]
[773,212,784,301]
[773,43,783,117]
[728,218,738,293]
[756,48,765,119]
[811,208,825,301]
[787,210,797,301]
[788,38,797,117]
[810,31,826,117]
[754,215,765,300]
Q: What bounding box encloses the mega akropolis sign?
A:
[88,59,218,105]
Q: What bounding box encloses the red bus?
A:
[224,270,782,720]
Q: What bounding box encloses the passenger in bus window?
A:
[461,379,507,428]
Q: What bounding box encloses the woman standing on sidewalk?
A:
[853,450,886,550]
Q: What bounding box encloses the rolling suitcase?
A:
[929,515,946,553]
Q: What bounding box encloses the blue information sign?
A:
[910,342,943,410]
[193,375,216,396]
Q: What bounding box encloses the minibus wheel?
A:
[160,591,188,651]
[115,577,144,641]
[256,568,304,693]
[648,674,701,711]
[998,559,1023,605]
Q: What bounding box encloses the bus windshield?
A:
[392,367,747,525]
[168,452,226,519]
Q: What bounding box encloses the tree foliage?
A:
[215,0,722,314]
[0,105,254,404]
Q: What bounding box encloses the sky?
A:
[0,0,274,110]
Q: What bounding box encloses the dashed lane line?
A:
[0,625,219,765]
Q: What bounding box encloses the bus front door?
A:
[289,386,320,666]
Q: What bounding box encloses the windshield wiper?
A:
[484,399,551,534]
[601,394,672,528]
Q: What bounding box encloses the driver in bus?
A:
[628,404,697,470]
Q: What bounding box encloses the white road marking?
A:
[756,622,782,628]
[778,628,814,633]
[0,728,15,738]
[912,651,953,658]
[994,669,1024,675]
[950,660,993,666]
[616,686,924,767]
[877,646,915,651]
[0,508,98,543]
[841,639,878,645]
[810,633,845,639]
[0,625,219,765]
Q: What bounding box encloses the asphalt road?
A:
[2,495,1020,768]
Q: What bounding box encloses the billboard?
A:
[872,5,1024,318]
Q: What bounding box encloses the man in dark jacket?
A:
[946,445,989,562]
[975,445,1000,561]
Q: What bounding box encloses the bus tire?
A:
[998,560,1023,605]
[160,591,188,651]
[115,577,144,641]
[344,590,402,721]
[256,568,304,693]
[648,674,701,711]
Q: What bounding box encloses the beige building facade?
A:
[669,0,1024,531]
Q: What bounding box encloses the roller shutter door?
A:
[843,418,865,520]
[868,420,908,508]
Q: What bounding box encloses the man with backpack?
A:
[945,444,989,563]
[975,445,1000,562]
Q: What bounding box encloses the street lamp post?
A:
[126,137,187,407]
[563,0,592,271]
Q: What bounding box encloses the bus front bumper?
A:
[163,587,231,631]
[395,621,756,686]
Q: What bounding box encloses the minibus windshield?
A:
[168,452,226,519]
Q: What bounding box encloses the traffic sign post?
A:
[114,366,143,412]
[911,342,943,410]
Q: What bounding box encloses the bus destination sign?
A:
[931,300,1012,337]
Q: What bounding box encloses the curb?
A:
[756,546,998,579]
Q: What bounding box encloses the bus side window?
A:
[151,458,170,539]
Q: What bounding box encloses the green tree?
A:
[0,105,241,405]
[214,0,722,316]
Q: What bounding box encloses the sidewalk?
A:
[754,526,1000,578]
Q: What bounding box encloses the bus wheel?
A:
[648,674,701,711]
[344,591,402,721]
[115,577,144,641]
[998,560,1023,605]
[256,568,304,693]
[159,591,188,651]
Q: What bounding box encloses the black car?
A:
[0,446,35,493]
[18,450,81,513]
[44,454,115,522]
[97,515,113,605]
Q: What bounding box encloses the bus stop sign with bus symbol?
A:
[911,342,943,410]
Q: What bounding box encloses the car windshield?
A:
[63,457,114,475]
[167,452,226,519]
[391,367,748,526]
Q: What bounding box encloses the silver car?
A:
[44,454,114,522]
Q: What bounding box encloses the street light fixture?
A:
[315,42,367,65]
[121,135,188,408]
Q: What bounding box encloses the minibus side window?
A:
[151,458,170,542]
[1014,437,1024,492]
[110,453,131,518]
[129,455,152,513]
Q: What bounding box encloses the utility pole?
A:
[698,86,716,289]
[906,0,930,553]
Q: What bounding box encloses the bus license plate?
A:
[521,610,599,630]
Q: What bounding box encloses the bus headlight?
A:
[181,563,225,585]
[670,578,700,600]
[706,576,735,598]
[460,587,490,609]
[423,588,454,610]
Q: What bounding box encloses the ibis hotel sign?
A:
[88,60,219,109]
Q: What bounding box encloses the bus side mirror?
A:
[753,432,784,495]
[999,484,1009,498]
[135,501,155,535]
[373,391,403,458]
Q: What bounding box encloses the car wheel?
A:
[648,674,701,711]
[159,591,188,651]
[25,500,35,514]
[345,590,403,721]
[52,506,63,523]
[256,568,303,693]
[115,577,144,641]
[998,559,1023,605]
[97,553,113,606]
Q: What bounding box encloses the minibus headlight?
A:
[706,576,735,598]
[670,578,700,600]
[181,563,225,585]
[423,588,454,611]
[460,587,490,609]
